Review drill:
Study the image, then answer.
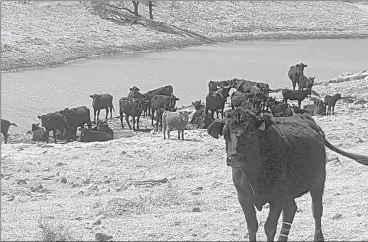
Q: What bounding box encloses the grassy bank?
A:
[2,1,368,72]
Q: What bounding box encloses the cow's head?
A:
[178,111,192,122]
[192,100,204,110]
[218,85,232,99]
[37,115,48,127]
[295,62,307,74]
[90,94,101,105]
[170,95,180,108]
[31,123,41,131]
[207,107,269,168]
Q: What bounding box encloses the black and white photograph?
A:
[1,0,368,241]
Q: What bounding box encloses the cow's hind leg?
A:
[125,115,132,129]
[97,109,101,121]
[277,198,297,242]
[132,116,136,130]
[232,168,258,241]
[105,108,109,120]
[52,129,57,143]
[120,112,124,129]
[136,116,140,130]
[310,177,325,242]
[177,130,180,140]
[264,199,284,242]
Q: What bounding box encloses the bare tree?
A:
[148,1,153,20]
[132,1,139,15]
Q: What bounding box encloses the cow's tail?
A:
[10,123,18,127]
[325,138,368,165]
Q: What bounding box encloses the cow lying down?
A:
[80,121,114,143]
[207,107,368,241]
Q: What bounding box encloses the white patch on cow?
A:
[258,121,266,131]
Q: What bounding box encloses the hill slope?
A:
[2,1,368,72]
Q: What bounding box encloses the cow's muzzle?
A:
[226,154,243,168]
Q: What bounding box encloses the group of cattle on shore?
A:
[0,62,346,144]
[2,62,368,242]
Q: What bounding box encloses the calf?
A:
[38,111,67,143]
[290,105,311,115]
[192,100,205,111]
[1,119,18,144]
[62,106,92,142]
[205,86,232,119]
[90,93,114,122]
[282,89,311,108]
[304,100,326,116]
[31,123,49,142]
[299,76,315,91]
[288,62,307,90]
[324,93,342,115]
[150,94,179,126]
[197,113,214,129]
[190,108,205,125]
[96,120,114,138]
[271,103,293,117]
[80,128,113,142]
[119,97,143,130]
[162,110,192,140]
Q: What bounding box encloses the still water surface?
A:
[2,38,367,132]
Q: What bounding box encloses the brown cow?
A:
[205,86,232,119]
[282,89,311,108]
[150,94,179,126]
[141,85,174,116]
[207,107,368,241]
[119,97,143,130]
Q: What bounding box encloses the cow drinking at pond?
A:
[90,94,114,122]
[207,107,368,241]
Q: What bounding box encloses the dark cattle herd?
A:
[1,62,367,241]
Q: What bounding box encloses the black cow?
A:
[271,103,293,117]
[90,94,114,122]
[95,120,114,138]
[62,106,92,142]
[288,62,307,90]
[304,100,326,116]
[231,91,263,110]
[127,86,142,99]
[1,119,18,144]
[37,111,67,143]
[141,85,174,116]
[324,93,342,115]
[205,86,232,119]
[282,89,311,108]
[31,123,49,142]
[150,94,179,126]
[119,97,143,130]
[207,107,368,241]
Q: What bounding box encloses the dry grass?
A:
[38,218,75,242]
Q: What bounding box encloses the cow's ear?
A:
[90,95,94,98]
[175,97,180,100]
[188,111,192,114]
[37,123,40,126]
[37,116,42,119]
[130,88,133,91]
[192,102,195,106]
[207,119,226,139]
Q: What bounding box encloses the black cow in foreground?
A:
[207,107,368,242]
[31,123,49,142]
[205,86,232,119]
[1,119,18,144]
[63,106,92,142]
[38,111,67,143]
[90,94,114,122]
[282,89,311,108]
[141,85,174,116]
[119,97,143,130]
[288,62,307,90]
[324,93,342,116]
